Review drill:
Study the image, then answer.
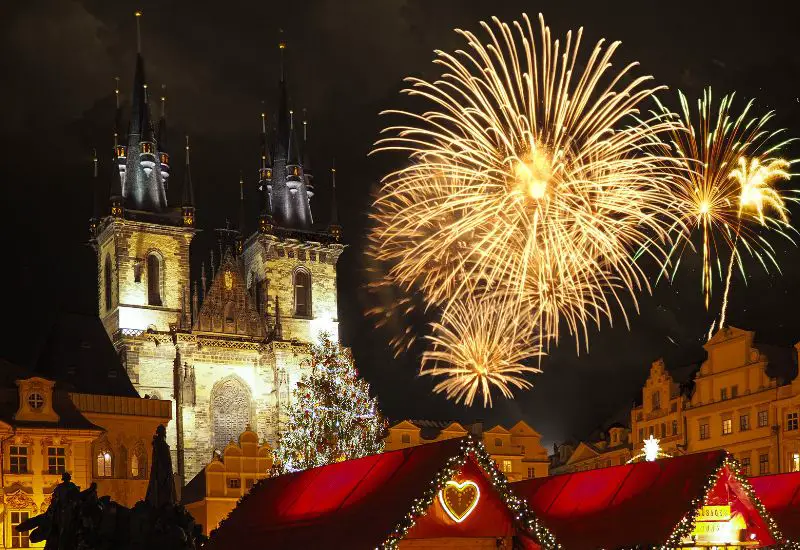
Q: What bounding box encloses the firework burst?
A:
[421,295,543,407]
[656,89,797,327]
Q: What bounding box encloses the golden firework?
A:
[370,13,679,352]
[421,296,543,407]
[656,89,797,314]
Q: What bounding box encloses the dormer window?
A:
[27,393,44,410]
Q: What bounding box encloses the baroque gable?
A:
[195,250,266,337]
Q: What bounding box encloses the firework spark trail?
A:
[371,14,681,361]
[656,90,798,325]
[421,294,543,407]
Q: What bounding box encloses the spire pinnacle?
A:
[302,108,308,142]
[135,11,142,53]
[328,160,341,240]
[181,135,195,226]
[113,77,121,148]
[114,77,120,109]
[278,30,286,81]
[93,148,98,179]
[160,84,167,118]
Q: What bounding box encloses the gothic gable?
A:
[195,250,266,337]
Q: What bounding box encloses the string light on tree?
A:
[271,333,386,473]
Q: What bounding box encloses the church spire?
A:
[238,172,246,251]
[181,135,195,226]
[328,162,342,241]
[158,85,170,189]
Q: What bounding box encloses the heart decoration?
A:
[438,479,480,523]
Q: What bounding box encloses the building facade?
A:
[549,425,632,474]
[384,420,549,480]
[91,39,343,484]
[0,373,170,548]
[553,326,800,477]
[183,426,273,535]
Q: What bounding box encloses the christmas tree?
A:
[272,333,385,473]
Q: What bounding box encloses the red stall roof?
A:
[207,437,553,550]
[513,451,780,549]
[750,471,800,541]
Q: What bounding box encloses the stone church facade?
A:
[91,39,343,483]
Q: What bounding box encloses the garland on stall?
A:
[378,436,559,550]
[662,452,792,549]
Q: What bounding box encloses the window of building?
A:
[793,453,800,473]
[293,270,311,317]
[636,411,643,421]
[722,418,732,435]
[502,460,512,473]
[648,425,654,437]
[741,457,751,476]
[740,414,750,431]
[211,377,251,452]
[699,422,710,440]
[10,446,28,474]
[672,420,678,436]
[758,410,769,428]
[720,388,728,401]
[788,412,799,431]
[47,447,66,475]
[401,433,411,444]
[660,423,666,437]
[97,451,112,477]
[652,391,661,410]
[759,453,769,475]
[670,402,678,413]
[731,385,738,398]
[228,478,241,489]
[104,256,113,311]
[131,453,140,478]
[10,510,30,548]
[147,253,162,306]
[495,438,502,447]
[27,393,44,410]
[527,467,535,479]
[638,428,643,442]
[246,478,255,489]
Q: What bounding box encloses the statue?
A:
[15,428,205,550]
[145,424,177,508]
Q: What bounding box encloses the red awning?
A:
[750,471,800,541]
[513,451,779,549]
[207,437,549,549]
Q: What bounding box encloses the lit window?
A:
[758,410,769,428]
[788,412,799,431]
[97,451,112,477]
[131,453,140,478]
[502,460,513,473]
[293,270,311,317]
[10,510,30,548]
[401,433,411,444]
[10,446,28,474]
[47,447,66,475]
[27,393,44,410]
[793,453,800,473]
[741,457,751,476]
[722,418,732,435]
[228,478,241,489]
[720,388,728,401]
[147,253,162,306]
[740,414,750,431]
[699,423,710,440]
[652,391,661,410]
[759,453,769,475]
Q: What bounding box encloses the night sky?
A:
[3,0,800,448]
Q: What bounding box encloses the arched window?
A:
[224,301,236,324]
[147,253,162,306]
[97,450,113,477]
[130,446,146,479]
[104,256,113,311]
[211,377,251,452]
[293,269,311,317]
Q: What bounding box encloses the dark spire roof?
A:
[92,149,102,220]
[330,163,339,226]
[182,135,195,207]
[260,110,272,170]
[286,110,300,166]
[142,85,156,143]
[129,54,147,138]
[157,85,167,152]
[302,110,312,172]
[113,77,121,147]
[239,173,246,235]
